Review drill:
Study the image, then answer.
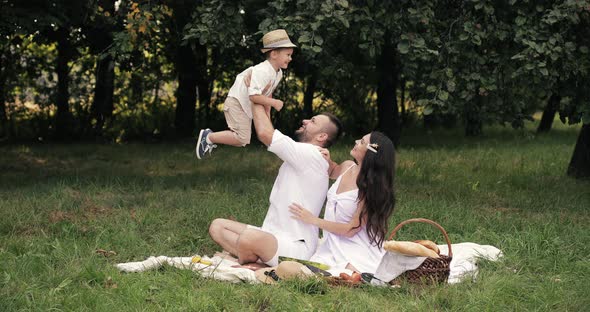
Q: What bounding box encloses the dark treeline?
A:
[0,0,589,178]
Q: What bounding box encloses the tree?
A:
[537,94,560,133]
[111,1,184,139]
[184,0,270,131]
[168,1,199,136]
[0,39,9,137]
[43,0,92,139]
[86,0,117,136]
[567,124,590,178]
[256,0,408,140]
[401,1,530,136]
[376,35,400,145]
[0,0,58,138]
[510,0,590,178]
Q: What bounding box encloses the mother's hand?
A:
[289,203,317,225]
[317,147,331,161]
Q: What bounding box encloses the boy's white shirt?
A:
[227,60,282,119]
[263,130,329,255]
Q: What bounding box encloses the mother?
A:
[289,131,395,274]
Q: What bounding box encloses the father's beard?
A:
[295,128,308,143]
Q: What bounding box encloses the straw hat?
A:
[255,267,280,285]
[255,261,314,284]
[260,29,297,53]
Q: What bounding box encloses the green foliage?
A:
[396,0,590,131]
[111,2,173,62]
[183,0,245,48]
[1,0,590,141]
[0,35,57,138]
[510,0,590,125]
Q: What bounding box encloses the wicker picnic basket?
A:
[388,218,453,284]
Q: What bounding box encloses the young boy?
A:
[195,29,296,159]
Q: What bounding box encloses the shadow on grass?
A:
[397,123,580,150]
[0,143,278,192]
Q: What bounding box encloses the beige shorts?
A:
[247,225,310,267]
[223,97,251,146]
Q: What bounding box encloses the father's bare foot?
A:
[213,251,238,263]
[232,262,270,271]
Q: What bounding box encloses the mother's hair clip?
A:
[367,143,379,153]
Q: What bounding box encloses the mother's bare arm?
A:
[289,202,362,237]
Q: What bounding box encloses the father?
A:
[208,104,342,266]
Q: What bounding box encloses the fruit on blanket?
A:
[191,256,212,265]
[414,240,440,255]
[351,272,362,282]
[339,272,362,282]
[383,240,440,258]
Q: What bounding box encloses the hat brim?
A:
[261,43,297,53]
[254,267,279,285]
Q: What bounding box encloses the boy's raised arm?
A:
[250,95,283,111]
[244,71,283,111]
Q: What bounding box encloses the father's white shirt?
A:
[262,130,329,256]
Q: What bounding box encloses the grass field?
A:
[1,121,589,311]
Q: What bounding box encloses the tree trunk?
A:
[303,72,317,118]
[91,54,115,134]
[204,47,221,122]
[55,28,73,140]
[152,70,161,106]
[0,49,7,137]
[567,124,590,179]
[424,114,436,129]
[130,67,144,105]
[400,78,406,125]
[376,37,400,145]
[537,94,560,133]
[196,81,210,125]
[341,86,369,135]
[90,0,116,136]
[195,43,210,124]
[464,96,483,136]
[174,43,198,137]
[170,0,200,137]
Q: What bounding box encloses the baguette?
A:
[414,240,440,255]
[383,240,440,258]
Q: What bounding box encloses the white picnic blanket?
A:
[116,254,260,284]
[441,242,503,283]
[374,242,503,284]
[116,243,503,285]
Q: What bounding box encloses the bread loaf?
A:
[414,240,440,255]
[383,240,440,258]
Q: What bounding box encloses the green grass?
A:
[1,121,589,311]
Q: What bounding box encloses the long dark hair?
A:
[356,131,395,247]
